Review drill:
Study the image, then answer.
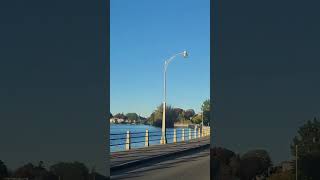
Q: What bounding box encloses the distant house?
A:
[110,118,115,123]
[110,117,125,124]
[126,119,136,124]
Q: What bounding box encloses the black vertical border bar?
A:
[210,0,213,178]
[99,0,110,179]
[210,0,219,179]
[106,0,110,178]
[210,0,214,148]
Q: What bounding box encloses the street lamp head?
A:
[182,50,188,58]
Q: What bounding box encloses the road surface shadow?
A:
[111,148,209,179]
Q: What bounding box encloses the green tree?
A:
[50,162,89,180]
[125,113,139,121]
[290,117,320,179]
[201,99,210,126]
[184,109,195,120]
[173,108,184,117]
[113,113,127,120]
[240,149,272,180]
[176,113,185,122]
[291,117,320,157]
[14,163,35,179]
[147,104,177,128]
[13,162,55,180]
[191,114,202,124]
[0,160,8,178]
[211,147,240,180]
[172,108,186,123]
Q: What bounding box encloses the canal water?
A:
[110,124,193,152]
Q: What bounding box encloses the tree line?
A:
[111,99,211,128]
[147,99,210,128]
[111,112,147,124]
[0,161,105,180]
[211,147,272,180]
[267,117,320,180]
[2,118,319,180]
[212,117,320,180]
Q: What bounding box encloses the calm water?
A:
[110,124,194,152]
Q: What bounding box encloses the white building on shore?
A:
[110,117,125,124]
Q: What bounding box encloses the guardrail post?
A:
[201,126,203,137]
[194,126,197,139]
[125,130,131,150]
[198,127,201,138]
[173,128,177,143]
[145,129,149,147]
[182,128,185,141]
[189,128,192,140]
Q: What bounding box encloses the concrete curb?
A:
[110,142,210,174]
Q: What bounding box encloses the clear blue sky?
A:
[111,0,210,117]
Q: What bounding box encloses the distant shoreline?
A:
[173,123,191,128]
[111,122,199,128]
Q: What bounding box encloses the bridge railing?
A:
[110,126,210,151]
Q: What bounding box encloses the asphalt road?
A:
[111,149,210,180]
[111,136,210,168]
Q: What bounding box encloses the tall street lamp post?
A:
[160,50,188,144]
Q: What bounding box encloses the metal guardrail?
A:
[110,126,210,151]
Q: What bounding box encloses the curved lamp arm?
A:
[164,50,188,71]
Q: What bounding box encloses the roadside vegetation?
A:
[0,161,105,180]
[211,117,320,180]
[111,99,211,128]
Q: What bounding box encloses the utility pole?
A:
[296,144,298,180]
